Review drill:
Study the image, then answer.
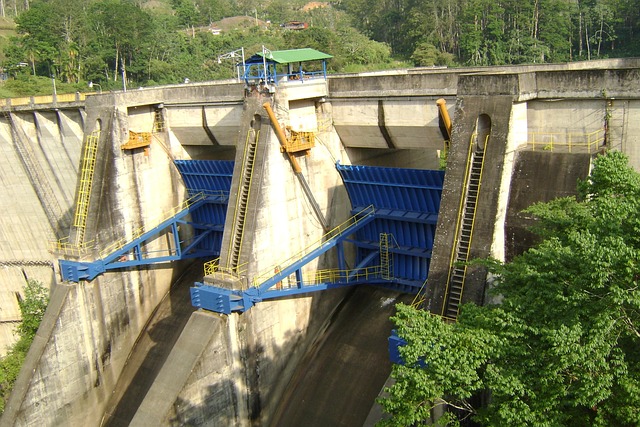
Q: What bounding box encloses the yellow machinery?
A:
[121,131,152,155]
[283,127,315,154]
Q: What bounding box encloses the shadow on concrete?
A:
[159,284,410,426]
[101,261,202,427]
[267,286,412,427]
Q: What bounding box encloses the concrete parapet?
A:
[328,71,458,98]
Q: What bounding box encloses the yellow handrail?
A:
[270,266,384,289]
[49,236,96,257]
[204,258,248,277]
[441,132,488,319]
[250,205,375,288]
[411,278,429,308]
[284,129,315,153]
[528,129,605,153]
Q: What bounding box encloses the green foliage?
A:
[381,152,640,426]
[16,281,49,342]
[411,42,454,67]
[339,0,640,64]
[5,0,640,92]
[0,0,397,92]
[0,280,49,414]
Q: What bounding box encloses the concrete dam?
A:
[2,57,640,426]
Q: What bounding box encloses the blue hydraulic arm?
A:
[191,206,377,314]
[59,193,228,282]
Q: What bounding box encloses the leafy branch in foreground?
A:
[379,151,640,426]
[0,280,49,414]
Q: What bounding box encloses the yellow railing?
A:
[98,192,210,258]
[411,278,429,308]
[303,266,383,286]
[250,205,375,288]
[204,258,248,277]
[528,129,605,153]
[264,266,384,290]
[121,131,152,150]
[204,258,220,276]
[49,236,95,257]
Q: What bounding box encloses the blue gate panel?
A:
[336,162,445,213]
[175,160,234,196]
[175,159,234,258]
[337,163,445,288]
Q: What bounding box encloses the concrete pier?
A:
[2,60,640,426]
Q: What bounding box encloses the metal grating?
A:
[174,160,234,196]
[175,160,234,255]
[337,163,445,288]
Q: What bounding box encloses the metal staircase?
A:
[73,131,100,244]
[442,146,485,320]
[228,130,259,268]
[7,112,68,237]
[153,108,165,133]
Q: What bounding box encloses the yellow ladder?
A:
[153,109,165,133]
[73,131,100,244]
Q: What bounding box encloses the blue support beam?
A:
[191,207,377,314]
[59,194,228,282]
[255,207,376,293]
[388,329,406,365]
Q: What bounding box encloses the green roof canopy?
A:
[255,48,332,64]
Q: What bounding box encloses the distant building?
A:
[281,21,309,30]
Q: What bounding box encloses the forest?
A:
[0,0,639,95]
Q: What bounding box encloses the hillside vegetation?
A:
[1,0,639,96]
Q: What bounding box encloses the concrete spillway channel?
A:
[101,269,409,426]
[269,286,412,427]
[101,264,201,426]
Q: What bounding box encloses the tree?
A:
[0,280,49,414]
[411,41,454,66]
[87,0,154,84]
[380,151,640,426]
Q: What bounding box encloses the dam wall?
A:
[0,103,84,354]
[3,60,640,426]
[131,85,357,425]
[2,83,247,425]
[424,67,640,316]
